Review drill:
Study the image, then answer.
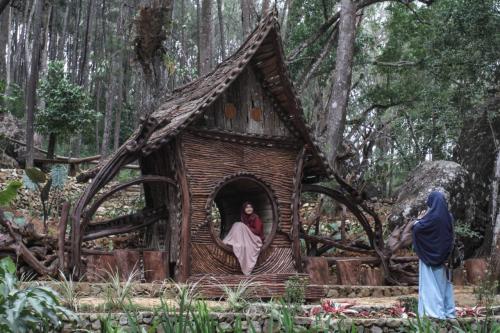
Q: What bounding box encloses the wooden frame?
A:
[204,173,280,253]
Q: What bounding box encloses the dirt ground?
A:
[76,287,499,311]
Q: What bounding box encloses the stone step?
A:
[29,281,426,299]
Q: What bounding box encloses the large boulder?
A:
[453,95,500,255]
[387,160,477,254]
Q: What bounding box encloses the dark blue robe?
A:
[412,191,454,267]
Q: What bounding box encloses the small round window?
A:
[207,175,278,251]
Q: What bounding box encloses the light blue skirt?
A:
[418,260,456,319]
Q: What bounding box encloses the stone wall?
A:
[71,312,500,332]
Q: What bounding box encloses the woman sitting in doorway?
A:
[223,201,264,275]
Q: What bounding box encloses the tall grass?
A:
[100,266,141,310]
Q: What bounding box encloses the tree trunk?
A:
[240,0,253,38]
[280,0,293,40]
[196,0,201,73]
[71,0,83,82]
[113,2,126,151]
[490,149,500,254]
[0,7,8,79]
[25,0,45,168]
[199,0,213,75]
[216,0,225,60]
[0,0,10,15]
[324,0,356,169]
[78,0,93,86]
[57,2,70,61]
[46,132,56,159]
[5,6,11,89]
[262,0,270,13]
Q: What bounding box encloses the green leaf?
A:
[22,175,37,191]
[0,257,16,275]
[0,181,22,206]
[25,168,46,184]
[50,165,68,188]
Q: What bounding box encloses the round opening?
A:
[207,175,278,251]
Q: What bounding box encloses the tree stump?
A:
[303,257,330,285]
[85,254,117,282]
[464,258,488,285]
[360,265,384,286]
[114,249,141,281]
[143,250,169,282]
[336,259,362,285]
[452,268,466,286]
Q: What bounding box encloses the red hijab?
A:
[241,201,258,225]
[240,201,264,240]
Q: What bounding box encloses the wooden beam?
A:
[176,137,192,282]
[291,147,306,272]
[58,202,70,271]
[83,207,167,241]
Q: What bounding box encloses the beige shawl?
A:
[223,222,263,275]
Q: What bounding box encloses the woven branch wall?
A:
[181,132,298,274]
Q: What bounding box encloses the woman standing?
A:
[412,191,456,319]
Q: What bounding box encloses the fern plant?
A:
[0,257,77,332]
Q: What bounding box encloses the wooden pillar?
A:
[176,137,191,282]
[291,147,306,272]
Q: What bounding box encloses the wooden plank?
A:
[292,147,306,272]
[176,136,192,282]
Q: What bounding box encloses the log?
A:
[452,267,466,286]
[360,266,384,286]
[143,250,169,282]
[58,202,70,271]
[464,258,488,285]
[85,254,119,282]
[114,249,141,281]
[336,259,362,285]
[303,257,330,285]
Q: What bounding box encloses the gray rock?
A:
[388,160,470,230]
[263,319,280,333]
[370,326,383,333]
[250,320,262,333]
[327,289,339,298]
[218,322,232,332]
[91,320,101,330]
[119,315,128,326]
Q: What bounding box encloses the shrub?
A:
[0,257,77,332]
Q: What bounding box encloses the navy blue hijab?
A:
[412,191,454,266]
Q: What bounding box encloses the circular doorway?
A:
[206,174,279,251]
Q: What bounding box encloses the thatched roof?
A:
[80,9,332,182]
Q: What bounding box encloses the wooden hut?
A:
[69,10,332,282]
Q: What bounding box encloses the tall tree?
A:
[240,0,253,37]
[216,0,225,60]
[0,0,11,16]
[324,0,356,169]
[25,0,45,167]
[199,0,213,74]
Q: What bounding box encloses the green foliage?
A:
[101,266,141,310]
[397,296,418,314]
[284,275,307,305]
[21,166,68,231]
[2,211,26,227]
[0,180,22,207]
[36,61,98,140]
[454,221,482,240]
[218,279,256,311]
[0,257,77,332]
[0,81,24,117]
[24,167,46,184]
[50,165,68,189]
